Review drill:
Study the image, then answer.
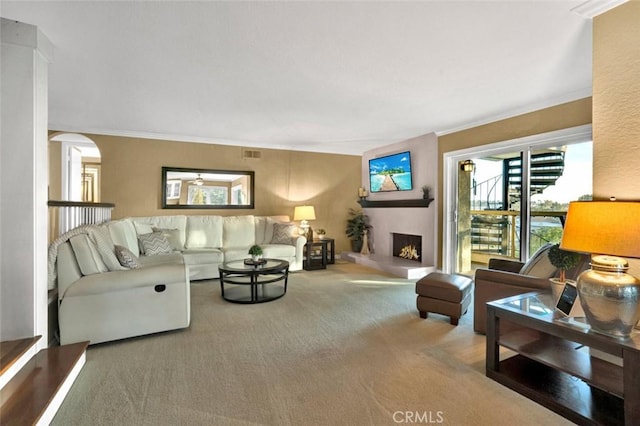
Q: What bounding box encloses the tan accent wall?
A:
[593,1,640,200]
[436,98,593,267]
[48,139,62,200]
[84,134,361,252]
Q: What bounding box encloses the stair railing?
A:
[48,201,115,243]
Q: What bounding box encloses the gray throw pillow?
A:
[271,223,298,245]
[138,231,172,256]
[519,244,557,278]
[153,227,183,251]
[114,245,140,269]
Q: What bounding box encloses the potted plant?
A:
[345,208,371,252]
[248,244,263,262]
[548,243,581,302]
[316,228,327,239]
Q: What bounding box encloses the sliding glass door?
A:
[443,127,592,276]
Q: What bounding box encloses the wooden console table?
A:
[486,292,640,425]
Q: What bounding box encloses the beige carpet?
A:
[52,262,570,425]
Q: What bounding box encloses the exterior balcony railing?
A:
[470,210,567,267]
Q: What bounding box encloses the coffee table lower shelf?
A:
[488,355,624,425]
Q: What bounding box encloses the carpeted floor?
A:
[52,262,570,425]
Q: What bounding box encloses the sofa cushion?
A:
[223,215,255,248]
[107,219,140,257]
[132,216,188,248]
[271,222,298,245]
[133,221,154,235]
[138,232,173,256]
[262,243,296,258]
[255,216,268,245]
[114,245,140,269]
[182,249,224,265]
[153,227,183,251]
[186,216,223,249]
[69,234,108,275]
[520,244,557,278]
[221,247,251,263]
[137,252,184,267]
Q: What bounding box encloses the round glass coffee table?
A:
[218,258,289,304]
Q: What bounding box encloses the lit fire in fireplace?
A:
[398,245,420,260]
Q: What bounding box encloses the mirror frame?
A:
[161,166,255,209]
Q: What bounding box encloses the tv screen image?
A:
[369,151,413,193]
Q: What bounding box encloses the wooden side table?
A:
[486,292,640,425]
[303,238,335,270]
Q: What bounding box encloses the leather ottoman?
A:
[416,272,473,325]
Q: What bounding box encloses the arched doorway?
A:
[49,133,101,202]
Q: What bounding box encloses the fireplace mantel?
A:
[357,198,434,208]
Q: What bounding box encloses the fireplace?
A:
[392,233,422,262]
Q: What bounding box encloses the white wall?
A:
[1,19,52,346]
[361,133,439,266]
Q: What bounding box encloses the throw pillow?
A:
[271,223,298,245]
[138,231,172,256]
[69,234,109,276]
[519,244,557,278]
[114,245,140,269]
[153,227,183,251]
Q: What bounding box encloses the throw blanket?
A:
[48,224,126,290]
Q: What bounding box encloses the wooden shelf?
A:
[357,198,434,208]
[499,329,624,397]
[490,355,624,426]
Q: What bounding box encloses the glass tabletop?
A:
[219,258,288,273]
[490,291,640,345]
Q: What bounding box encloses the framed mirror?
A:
[162,167,255,209]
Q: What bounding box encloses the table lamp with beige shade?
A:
[293,205,316,241]
[560,200,640,339]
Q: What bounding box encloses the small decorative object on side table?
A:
[316,229,326,240]
[547,243,581,303]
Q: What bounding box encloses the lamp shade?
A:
[293,205,316,221]
[560,201,640,259]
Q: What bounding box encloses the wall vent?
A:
[242,149,262,159]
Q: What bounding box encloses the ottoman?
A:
[415,272,473,325]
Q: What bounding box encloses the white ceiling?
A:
[2,1,594,155]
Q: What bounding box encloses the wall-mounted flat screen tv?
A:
[369,151,413,193]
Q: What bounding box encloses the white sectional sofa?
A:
[113,214,306,279]
[53,214,305,345]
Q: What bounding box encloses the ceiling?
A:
[2,1,594,155]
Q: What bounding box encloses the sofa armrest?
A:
[294,235,307,256]
[62,263,189,299]
[473,268,550,334]
[487,258,524,273]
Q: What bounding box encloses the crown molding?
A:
[571,0,629,19]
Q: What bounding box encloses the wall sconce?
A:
[460,160,475,173]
